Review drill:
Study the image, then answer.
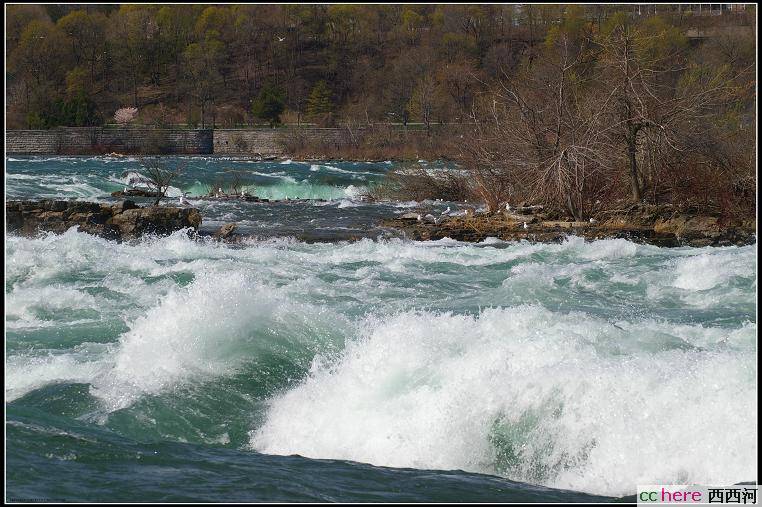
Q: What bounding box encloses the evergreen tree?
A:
[305,81,333,123]
[251,83,285,127]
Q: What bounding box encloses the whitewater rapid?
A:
[5,228,757,496]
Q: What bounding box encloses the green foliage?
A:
[601,11,630,37]
[65,67,89,96]
[545,5,589,47]
[639,16,688,61]
[306,81,333,120]
[4,3,757,142]
[252,83,286,127]
[26,91,102,129]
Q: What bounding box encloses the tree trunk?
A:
[627,134,642,201]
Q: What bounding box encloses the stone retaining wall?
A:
[6,128,213,155]
[6,126,436,156]
[212,128,351,156]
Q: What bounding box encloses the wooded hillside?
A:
[6,4,755,131]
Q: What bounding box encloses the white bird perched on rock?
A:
[179,192,191,205]
[589,217,597,223]
[123,186,128,193]
[523,222,528,230]
[505,203,512,211]
[416,214,422,221]
[442,206,451,215]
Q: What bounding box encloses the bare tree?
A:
[594,14,739,203]
[205,170,253,197]
[460,32,611,220]
[138,157,187,206]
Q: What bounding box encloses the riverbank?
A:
[382,203,756,247]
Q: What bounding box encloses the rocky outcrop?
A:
[111,189,160,198]
[6,200,202,240]
[383,204,756,247]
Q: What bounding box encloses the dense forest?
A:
[6,5,755,126]
[5,4,756,217]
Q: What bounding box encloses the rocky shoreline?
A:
[7,199,755,248]
[382,204,756,247]
[6,200,201,241]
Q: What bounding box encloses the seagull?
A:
[441,206,451,215]
[523,222,528,230]
[179,192,190,205]
[123,186,128,193]
[589,218,597,223]
[276,35,285,42]
[416,214,422,221]
[506,203,512,211]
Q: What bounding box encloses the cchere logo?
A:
[637,485,759,505]
[638,487,701,503]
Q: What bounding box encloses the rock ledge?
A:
[6,199,202,240]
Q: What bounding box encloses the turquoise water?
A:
[5,156,758,502]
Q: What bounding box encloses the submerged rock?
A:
[6,199,201,240]
[213,222,238,240]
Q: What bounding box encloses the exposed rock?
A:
[541,221,591,228]
[6,200,201,241]
[504,212,539,223]
[381,204,756,248]
[213,222,238,240]
[111,189,160,198]
[112,200,139,214]
[515,205,544,215]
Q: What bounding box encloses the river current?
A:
[5,156,757,501]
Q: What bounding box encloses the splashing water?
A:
[5,156,757,501]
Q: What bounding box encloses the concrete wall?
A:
[6,128,213,155]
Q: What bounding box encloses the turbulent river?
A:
[5,156,757,502]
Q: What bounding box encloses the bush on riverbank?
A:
[368,164,473,202]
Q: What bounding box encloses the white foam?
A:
[672,249,754,291]
[6,343,113,402]
[5,228,756,495]
[250,306,757,496]
[89,270,347,411]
